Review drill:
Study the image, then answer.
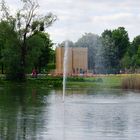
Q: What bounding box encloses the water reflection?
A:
[0,85,51,139]
[0,86,140,139]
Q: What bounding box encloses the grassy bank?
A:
[0,75,63,88]
[66,75,123,88]
[0,74,138,89]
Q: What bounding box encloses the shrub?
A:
[67,77,85,82]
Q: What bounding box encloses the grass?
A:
[0,74,139,90]
[66,75,123,88]
[0,75,63,88]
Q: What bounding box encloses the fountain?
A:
[62,41,68,102]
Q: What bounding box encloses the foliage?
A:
[26,32,53,73]
[28,76,63,87]
[128,36,140,70]
[120,52,131,69]
[67,77,85,82]
[101,30,117,73]
[46,63,55,73]
[36,33,54,73]
[130,35,140,55]
[101,27,130,73]
[0,21,22,80]
[112,27,130,61]
[135,47,140,67]
[0,0,56,81]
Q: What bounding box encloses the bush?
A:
[67,77,85,82]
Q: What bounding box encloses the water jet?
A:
[62,41,68,102]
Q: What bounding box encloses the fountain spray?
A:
[62,41,68,102]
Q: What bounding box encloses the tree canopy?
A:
[0,0,57,80]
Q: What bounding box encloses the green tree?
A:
[127,35,140,70]
[112,27,130,70]
[121,52,131,69]
[135,46,140,67]
[17,0,56,80]
[131,46,140,69]
[0,20,21,79]
[101,30,118,73]
[0,21,7,74]
[0,1,17,74]
[101,27,130,73]
[0,0,57,80]
[26,32,54,73]
[130,35,140,56]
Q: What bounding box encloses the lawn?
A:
[66,74,127,88]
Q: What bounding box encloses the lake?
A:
[0,85,140,140]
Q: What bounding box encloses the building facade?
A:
[55,47,88,75]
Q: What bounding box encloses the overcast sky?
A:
[6,0,140,44]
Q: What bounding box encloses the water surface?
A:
[0,85,140,140]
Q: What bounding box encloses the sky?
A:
[5,0,140,44]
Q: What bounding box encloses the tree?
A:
[130,45,140,70]
[135,46,140,67]
[17,0,56,79]
[26,32,54,73]
[130,35,140,56]
[101,30,117,73]
[112,27,130,70]
[121,52,131,69]
[101,27,130,73]
[123,35,140,71]
[0,0,16,74]
[0,20,20,78]
[0,21,8,74]
[0,0,57,80]
[75,33,103,73]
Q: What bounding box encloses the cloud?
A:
[5,0,140,43]
[91,13,135,26]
